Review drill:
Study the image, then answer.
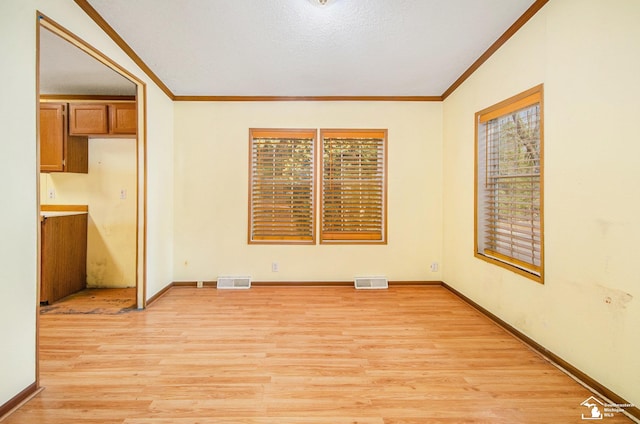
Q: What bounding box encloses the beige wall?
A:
[0,0,174,407]
[144,85,175,299]
[41,138,137,288]
[443,0,640,407]
[0,0,39,407]
[173,101,443,282]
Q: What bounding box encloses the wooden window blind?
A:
[475,85,543,282]
[320,129,387,244]
[248,129,316,244]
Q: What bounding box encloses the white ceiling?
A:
[82,0,537,97]
[39,26,136,96]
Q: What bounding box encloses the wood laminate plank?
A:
[4,286,633,423]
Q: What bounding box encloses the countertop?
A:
[41,211,88,218]
[40,205,89,220]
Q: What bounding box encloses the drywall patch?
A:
[598,285,633,310]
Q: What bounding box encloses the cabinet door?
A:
[41,214,88,304]
[40,103,65,172]
[109,102,137,135]
[69,103,108,135]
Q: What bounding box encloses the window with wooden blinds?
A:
[320,129,387,244]
[475,85,543,282]
[248,129,316,244]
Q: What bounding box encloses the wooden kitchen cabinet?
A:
[69,102,136,136]
[40,213,88,305]
[109,102,137,135]
[68,103,108,135]
[40,103,65,172]
[39,103,88,173]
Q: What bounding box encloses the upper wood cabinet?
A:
[110,102,137,135]
[39,103,88,173]
[69,102,137,136]
[69,104,108,135]
[40,103,66,172]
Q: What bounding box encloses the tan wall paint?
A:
[144,85,175,299]
[41,138,137,288]
[0,0,174,407]
[0,0,39,407]
[173,101,443,282]
[443,0,640,407]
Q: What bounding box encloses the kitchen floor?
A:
[39,287,136,315]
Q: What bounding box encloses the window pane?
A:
[476,86,543,280]
[249,129,316,244]
[321,130,387,243]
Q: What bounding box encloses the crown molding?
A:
[40,94,136,102]
[73,0,175,100]
[441,0,549,100]
[173,95,442,102]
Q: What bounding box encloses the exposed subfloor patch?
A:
[40,287,136,315]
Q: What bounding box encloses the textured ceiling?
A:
[82,0,537,97]
[40,26,136,96]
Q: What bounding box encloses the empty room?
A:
[1,0,638,422]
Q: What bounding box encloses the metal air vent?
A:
[217,276,251,289]
[354,276,388,290]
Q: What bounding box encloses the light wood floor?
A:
[4,286,632,423]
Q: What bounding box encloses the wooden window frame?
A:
[475,85,544,283]
[248,128,317,245]
[320,129,388,244]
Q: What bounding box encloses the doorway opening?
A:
[36,13,147,316]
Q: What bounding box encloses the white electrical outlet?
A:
[196,280,203,288]
[272,262,279,272]
[120,189,127,200]
[430,262,439,272]
[48,188,55,199]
